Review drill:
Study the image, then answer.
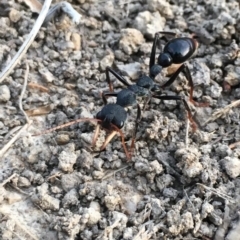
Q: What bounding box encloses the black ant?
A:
[149,31,208,107]
[35,32,203,160]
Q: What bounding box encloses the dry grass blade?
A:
[204,99,240,125]
[25,104,54,116]
[28,82,49,92]
[0,64,33,158]
[19,63,30,124]
[197,183,235,204]
[0,122,31,159]
[0,0,52,84]
[0,173,18,187]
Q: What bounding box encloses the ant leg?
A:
[106,67,130,92]
[160,64,185,89]
[130,104,142,155]
[99,128,131,160]
[100,130,118,151]
[92,124,100,148]
[149,33,160,75]
[152,94,198,131]
[181,64,208,107]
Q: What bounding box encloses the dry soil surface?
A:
[1,0,240,239]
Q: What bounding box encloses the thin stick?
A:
[204,99,240,125]
[0,173,17,187]
[229,141,240,149]
[0,123,31,158]
[197,183,235,203]
[0,0,52,84]
[19,63,30,124]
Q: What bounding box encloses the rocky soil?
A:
[1,0,240,239]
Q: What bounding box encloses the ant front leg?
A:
[160,63,185,89]
[159,63,208,107]
[152,94,199,131]
[105,67,130,92]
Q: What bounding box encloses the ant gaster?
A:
[149,31,207,107]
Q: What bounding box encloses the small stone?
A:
[78,149,93,169]
[117,62,142,80]
[149,160,163,174]
[61,172,83,192]
[55,134,70,145]
[182,161,203,178]
[181,212,194,232]
[148,0,174,19]
[224,65,240,87]
[31,183,60,210]
[102,21,112,32]
[123,228,133,240]
[0,85,10,102]
[223,156,240,178]
[71,32,81,51]
[104,195,121,211]
[99,50,114,71]
[191,61,211,87]
[86,207,101,225]
[62,189,79,208]
[17,176,31,187]
[39,67,55,83]
[119,28,145,55]
[210,84,222,98]
[9,9,21,23]
[92,170,104,179]
[58,145,77,172]
[133,11,166,39]
[163,187,179,199]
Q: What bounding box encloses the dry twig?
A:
[0,64,33,158]
[204,100,240,125]
[0,0,52,83]
[197,183,235,204]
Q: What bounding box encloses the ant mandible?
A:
[149,31,207,107]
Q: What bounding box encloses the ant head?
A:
[96,105,126,129]
[150,64,162,79]
[158,53,173,68]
